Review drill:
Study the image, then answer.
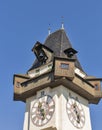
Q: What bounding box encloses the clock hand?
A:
[40,109,46,120]
[38,102,46,120]
[38,102,42,109]
[73,103,80,123]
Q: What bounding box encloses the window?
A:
[60,63,69,69]
[16,82,21,88]
[48,64,52,70]
[41,91,45,96]
[48,64,52,68]
[95,84,99,90]
[35,69,40,76]
[35,69,40,73]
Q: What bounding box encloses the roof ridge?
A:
[60,29,64,56]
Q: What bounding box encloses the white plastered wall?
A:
[23,86,92,130]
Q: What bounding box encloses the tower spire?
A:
[61,16,64,29]
[48,24,51,35]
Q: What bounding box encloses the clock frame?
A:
[66,96,85,129]
[30,95,55,127]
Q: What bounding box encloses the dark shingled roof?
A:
[44,29,72,58]
[28,29,83,72]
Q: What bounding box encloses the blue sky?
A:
[0,0,102,130]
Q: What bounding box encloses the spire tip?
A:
[48,24,51,35]
[61,16,64,29]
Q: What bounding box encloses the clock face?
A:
[66,97,85,129]
[31,95,55,127]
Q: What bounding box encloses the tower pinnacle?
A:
[61,16,64,29]
[48,24,51,35]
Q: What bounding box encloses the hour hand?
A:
[76,114,80,123]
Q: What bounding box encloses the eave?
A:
[13,73,102,104]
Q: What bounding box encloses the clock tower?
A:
[13,27,102,130]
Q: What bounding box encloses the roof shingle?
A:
[28,29,83,72]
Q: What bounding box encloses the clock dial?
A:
[66,97,85,129]
[31,95,55,127]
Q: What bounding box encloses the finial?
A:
[61,16,64,29]
[48,24,51,35]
